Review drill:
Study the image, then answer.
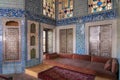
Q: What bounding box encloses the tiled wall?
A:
[0,18,26,74]
[25,0,55,67]
[76,23,86,54]
[0,1,25,73]
[56,9,117,26]
[0,0,119,76]
[25,0,42,15]
[74,0,88,17]
[25,0,56,25]
[0,0,24,9]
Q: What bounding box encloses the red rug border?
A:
[38,66,95,77]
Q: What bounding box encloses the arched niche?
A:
[30,36,36,46]
[30,48,36,59]
[30,23,36,33]
[5,21,19,26]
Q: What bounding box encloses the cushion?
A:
[104,59,112,71]
[58,53,73,59]
[73,54,91,61]
[111,58,118,73]
[91,56,111,64]
[45,53,58,59]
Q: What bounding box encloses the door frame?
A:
[2,18,21,62]
[56,24,76,53]
[85,19,117,58]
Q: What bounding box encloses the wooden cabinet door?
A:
[89,26,100,56]
[89,25,112,57]
[59,28,73,53]
[100,25,112,57]
[66,28,73,53]
[59,29,67,53]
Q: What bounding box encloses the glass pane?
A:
[43,0,55,19]
[30,36,36,46]
[43,31,46,52]
[88,0,112,13]
[58,0,73,19]
[30,48,36,59]
[30,23,36,33]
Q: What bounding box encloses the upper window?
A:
[43,0,55,19]
[88,0,112,13]
[58,0,73,19]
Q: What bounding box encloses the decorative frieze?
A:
[56,9,117,26]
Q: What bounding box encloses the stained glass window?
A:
[30,36,36,46]
[58,0,73,19]
[88,0,112,13]
[30,23,36,33]
[30,48,36,59]
[43,0,55,19]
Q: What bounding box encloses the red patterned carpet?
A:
[38,66,95,80]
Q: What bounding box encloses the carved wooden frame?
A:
[2,18,21,62]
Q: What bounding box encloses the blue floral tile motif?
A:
[26,11,56,25]
[1,20,26,74]
[0,8,25,17]
[56,9,117,26]
[26,58,40,67]
[76,23,86,54]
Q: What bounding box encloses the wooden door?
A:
[100,25,112,57]
[66,28,73,53]
[89,26,100,56]
[60,29,67,53]
[59,28,73,53]
[89,25,112,57]
[4,21,20,62]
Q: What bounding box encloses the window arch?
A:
[88,0,112,13]
[43,0,55,19]
[6,21,19,26]
[30,48,36,59]
[30,23,36,33]
[58,0,73,19]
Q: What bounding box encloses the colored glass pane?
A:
[43,0,55,19]
[30,36,36,46]
[30,48,36,59]
[88,0,112,13]
[30,23,36,33]
[58,0,73,19]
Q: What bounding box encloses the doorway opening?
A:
[43,29,53,54]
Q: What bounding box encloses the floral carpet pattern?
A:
[38,66,95,80]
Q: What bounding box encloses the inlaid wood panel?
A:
[27,21,39,60]
[3,20,21,62]
[100,25,112,57]
[66,28,73,53]
[4,28,19,61]
[89,26,100,56]
[59,28,73,53]
[89,24,112,57]
[59,29,67,53]
[48,30,53,53]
